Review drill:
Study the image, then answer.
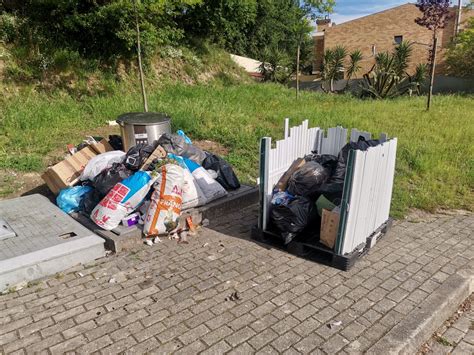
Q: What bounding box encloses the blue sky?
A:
[329,0,468,24]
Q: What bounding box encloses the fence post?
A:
[258,137,271,231]
[284,118,290,139]
[335,149,356,255]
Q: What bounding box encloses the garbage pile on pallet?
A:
[42,132,240,243]
[269,136,381,249]
[254,119,398,270]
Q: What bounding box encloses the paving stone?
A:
[0,331,18,347]
[452,341,474,355]
[464,330,474,345]
[18,317,54,337]
[2,332,42,353]
[340,321,366,341]
[248,328,278,350]
[294,333,324,353]
[62,320,97,339]
[313,306,339,323]
[226,326,256,347]
[443,327,466,344]
[201,340,232,354]
[227,341,256,355]
[178,324,210,345]
[49,335,88,354]
[321,333,350,354]
[0,207,472,354]
[25,333,64,353]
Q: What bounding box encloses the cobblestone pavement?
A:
[0,205,472,354]
[419,293,474,355]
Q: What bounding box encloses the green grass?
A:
[1,81,473,217]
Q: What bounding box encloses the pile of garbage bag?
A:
[55,131,240,239]
[269,136,380,246]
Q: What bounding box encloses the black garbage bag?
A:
[331,136,380,184]
[287,161,330,197]
[157,133,207,164]
[82,162,133,215]
[202,153,241,190]
[109,135,124,151]
[271,196,314,245]
[313,136,381,200]
[305,154,338,172]
[124,143,156,171]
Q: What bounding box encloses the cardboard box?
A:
[320,208,340,249]
[140,145,167,171]
[90,139,113,154]
[41,139,113,194]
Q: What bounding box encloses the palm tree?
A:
[344,50,363,90]
[321,45,347,92]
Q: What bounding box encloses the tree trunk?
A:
[134,0,148,112]
[427,36,437,111]
[455,0,462,36]
[330,78,334,93]
[296,43,300,99]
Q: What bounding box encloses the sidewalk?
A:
[0,206,472,354]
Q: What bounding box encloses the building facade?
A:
[313,3,473,77]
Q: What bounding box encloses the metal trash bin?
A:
[117,112,171,151]
[253,118,398,270]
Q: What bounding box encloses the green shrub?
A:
[0,13,18,43]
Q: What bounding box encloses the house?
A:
[313,3,474,77]
[230,54,263,79]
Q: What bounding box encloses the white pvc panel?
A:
[340,139,398,255]
[350,129,371,142]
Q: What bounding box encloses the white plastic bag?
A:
[144,164,184,237]
[91,171,156,230]
[184,158,227,203]
[81,150,125,181]
[181,168,207,210]
[191,166,227,203]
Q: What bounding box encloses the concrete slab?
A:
[0,194,105,291]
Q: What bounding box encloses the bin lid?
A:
[116,112,171,126]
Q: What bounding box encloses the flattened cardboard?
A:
[90,139,113,154]
[320,208,340,249]
[140,145,167,171]
[41,139,113,194]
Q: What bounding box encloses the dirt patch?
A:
[406,208,472,224]
[0,170,53,202]
[193,139,229,156]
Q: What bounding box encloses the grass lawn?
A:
[1,82,473,217]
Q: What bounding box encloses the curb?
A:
[367,269,474,354]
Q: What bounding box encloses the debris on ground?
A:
[327,320,342,329]
[225,291,240,302]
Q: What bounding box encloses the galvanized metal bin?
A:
[253,119,398,270]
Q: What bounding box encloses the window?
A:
[394,35,403,45]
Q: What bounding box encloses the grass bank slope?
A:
[1,82,472,217]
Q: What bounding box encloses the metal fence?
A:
[258,119,397,256]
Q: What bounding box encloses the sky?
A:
[329,0,468,25]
